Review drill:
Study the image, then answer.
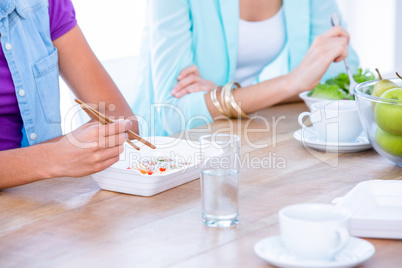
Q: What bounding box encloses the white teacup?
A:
[298,100,363,143]
[279,203,350,261]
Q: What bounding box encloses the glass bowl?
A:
[354,79,402,167]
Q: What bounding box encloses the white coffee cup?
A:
[279,203,350,261]
[298,100,363,143]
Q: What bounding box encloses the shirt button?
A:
[18,89,25,96]
[5,43,12,50]
[30,133,37,140]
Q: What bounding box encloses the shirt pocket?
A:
[32,48,61,124]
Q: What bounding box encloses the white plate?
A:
[91,137,201,196]
[254,235,375,268]
[293,128,372,153]
[333,180,402,239]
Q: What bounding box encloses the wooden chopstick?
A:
[80,104,140,151]
[75,99,155,149]
[75,99,156,150]
[81,105,107,125]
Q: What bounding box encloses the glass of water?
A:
[199,134,240,227]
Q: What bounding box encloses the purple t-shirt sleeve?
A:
[48,0,77,40]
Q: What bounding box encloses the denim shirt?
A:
[0,0,62,147]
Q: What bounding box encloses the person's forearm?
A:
[205,73,300,118]
[63,57,138,132]
[0,144,57,189]
[281,94,303,104]
[205,26,351,119]
[54,26,139,134]
[0,120,131,189]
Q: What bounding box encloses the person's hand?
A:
[171,65,217,98]
[289,26,350,93]
[49,120,131,178]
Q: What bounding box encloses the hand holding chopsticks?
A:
[74,98,156,151]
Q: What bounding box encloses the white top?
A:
[234,7,286,87]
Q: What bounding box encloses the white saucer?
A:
[254,235,375,268]
[293,128,372,153]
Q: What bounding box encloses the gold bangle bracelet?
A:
[217,82,249,119]
[220,83,233,118]
[223,82,249,119]
[230,99,249,119]
[229,83,249,119]
[224,82,238,119]
[224,82,237,119]
[210,86,224,115]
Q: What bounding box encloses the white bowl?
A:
[299,91,356,110]
[299,91,326,110]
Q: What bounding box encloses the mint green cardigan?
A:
[132,0,359,136]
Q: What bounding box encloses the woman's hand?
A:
[0,120,132,189]
[289,26,350,93]
[171,65,217,98]
[49,120,131,178]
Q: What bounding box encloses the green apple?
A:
[375,127,402,157]
[374,88,402,135]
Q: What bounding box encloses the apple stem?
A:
[396,72,402,80]
[375,68,383,80]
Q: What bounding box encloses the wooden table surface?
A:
[1,102,401,268]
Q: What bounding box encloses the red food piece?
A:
[147,170,153,175]
[159,167,166,172]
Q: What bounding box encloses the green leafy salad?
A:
[308,68,375,100]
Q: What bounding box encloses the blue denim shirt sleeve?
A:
[0,0,63,146]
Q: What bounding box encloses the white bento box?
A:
[333,180,402,239]
[91,137,201,196]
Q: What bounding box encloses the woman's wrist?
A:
[285,70,306,94]
[39,142,63,179]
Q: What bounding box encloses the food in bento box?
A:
[127,157,190,175]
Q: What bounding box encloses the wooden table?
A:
[1,102,401,268]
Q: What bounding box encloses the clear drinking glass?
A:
[199,134,240,227]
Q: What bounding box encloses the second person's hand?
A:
[289,26,350,94]
[171,65,217,98]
